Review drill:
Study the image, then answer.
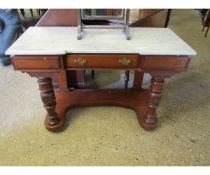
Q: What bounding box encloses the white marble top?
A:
[6,27,196,56]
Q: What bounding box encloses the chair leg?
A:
[19,9,26,18]
[165,9,172,27]
[37,9,41,16]
[205,27,209,37]
[30,9,34,18]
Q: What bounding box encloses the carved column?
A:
[144,77,164,129]
[38,77,60,126]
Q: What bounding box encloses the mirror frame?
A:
[81,9,125,20]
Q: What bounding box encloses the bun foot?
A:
[138,115,157,130]
[44,115,64,132]
[136,110,157,131]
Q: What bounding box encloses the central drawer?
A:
[66,54,140,69]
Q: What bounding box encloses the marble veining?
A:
[6,27,196,56]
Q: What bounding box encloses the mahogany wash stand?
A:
[6,27,196,131]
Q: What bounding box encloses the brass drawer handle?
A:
[118,58,131,66]
[74,57,86,66]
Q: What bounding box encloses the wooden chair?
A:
[19,9,46,19]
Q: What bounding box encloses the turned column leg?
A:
[141,77,164,130]
[38,77,60,126]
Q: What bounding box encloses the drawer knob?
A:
[74,58,86,66]
[118,58,131,66]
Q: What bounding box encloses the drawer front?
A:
[142,56,190,70]
[12,56,61,70]
[66,54,140,69]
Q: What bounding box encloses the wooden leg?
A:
[140,77,164,130]
[165,9,172,27]
[27,71,68,131]
[19,9,26,18]
[30,9,34,18]
[133,70,144,89]
[37,9,41,16]
[205,27,209,37]
[124,70,130,89]
[38,77,61,129]
[67,70,85,89]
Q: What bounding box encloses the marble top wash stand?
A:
[6,27,196,132]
